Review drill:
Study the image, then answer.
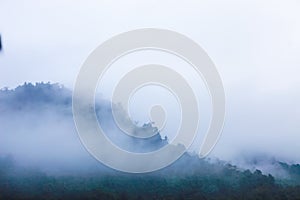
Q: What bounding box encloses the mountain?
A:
[0,82,71,112]
[0,82,300,199]
[0,82,167,155]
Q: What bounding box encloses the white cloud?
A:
[0,0,299,162]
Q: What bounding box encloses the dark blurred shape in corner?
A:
[0,34,2,51]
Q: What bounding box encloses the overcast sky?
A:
[0,0,299,162]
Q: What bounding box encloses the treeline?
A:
[1,155,300,200]
[0,82,71,112]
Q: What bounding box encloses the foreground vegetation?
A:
[1,155,300,200]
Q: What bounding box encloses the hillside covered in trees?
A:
[0,83,299,199]
[1,154,300,200]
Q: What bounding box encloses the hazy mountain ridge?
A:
[0,82,167,158]
[0,82,299,185]
[0,82,72,112]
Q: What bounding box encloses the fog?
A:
[211,84,300,163]
[0,82,299,179]
[0,83,169,175]
[0,83,94,174]
[0,0,299,173]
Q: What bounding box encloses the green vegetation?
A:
[1,155,300,200]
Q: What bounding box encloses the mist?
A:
[211,84,300,163]
[0,82,170,175]
[0,82,298,179]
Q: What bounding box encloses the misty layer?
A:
[0,82,168,174]
[0,82,299,182]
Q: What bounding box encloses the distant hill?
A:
[0,82,71,112]
[0,82,167,158]
[0,83,299,191]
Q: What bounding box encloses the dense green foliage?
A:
[1,155,300,200]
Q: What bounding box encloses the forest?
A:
[0,83,300,199]
[1,154,300,200]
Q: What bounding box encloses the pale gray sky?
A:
[0,0,299,162]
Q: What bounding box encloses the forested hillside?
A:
[0,83,299,199]
[1,154,300,200]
